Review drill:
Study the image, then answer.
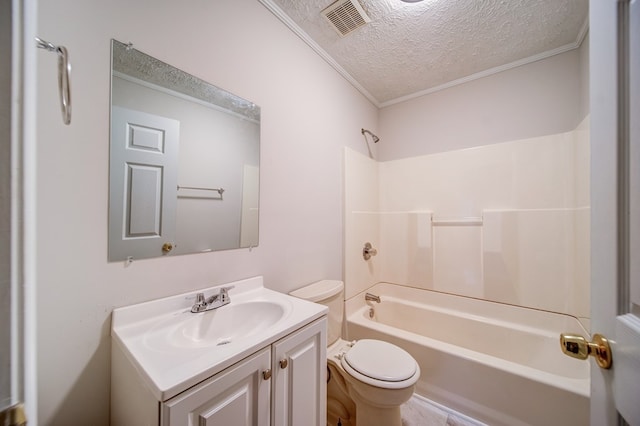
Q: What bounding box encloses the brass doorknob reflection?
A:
[162,243,173,253]
[560,333,612,369]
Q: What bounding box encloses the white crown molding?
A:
[576,15,590,47]
[259,0,590,110]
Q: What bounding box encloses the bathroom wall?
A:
[35,0,377,424]
[378,35,590,160]
[345,117,590,322]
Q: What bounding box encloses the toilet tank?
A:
[290,280,344,345]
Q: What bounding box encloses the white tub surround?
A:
[344,117,590,321]
[346,283,589,426]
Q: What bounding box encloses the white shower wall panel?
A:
[345,212,380,299]
[432,225,483,298]
[344,148,381,300]
[378,125,586,215]
[344,117,589,320]
[353,208,590,321]
[482,208,589,320]
[379,212,433,288]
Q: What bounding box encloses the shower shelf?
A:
[431,217,483,226]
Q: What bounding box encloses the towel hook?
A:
[36,37,71,125]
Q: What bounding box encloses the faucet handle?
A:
[220,285,235,302]
[191,292,207,313]
[220,285,235,294]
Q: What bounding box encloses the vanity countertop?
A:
[111,276,327,401]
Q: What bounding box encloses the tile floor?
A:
[401,396,486,426]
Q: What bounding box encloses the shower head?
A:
[361,128,380,143]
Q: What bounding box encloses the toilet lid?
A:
[342,339,417,382]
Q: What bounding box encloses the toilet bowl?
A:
[327,338,420,426]
[290,280,420,426]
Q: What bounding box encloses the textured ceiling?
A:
[263,0,589,107]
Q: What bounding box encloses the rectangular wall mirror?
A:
[109,39,260,261]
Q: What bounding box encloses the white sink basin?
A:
[149,300,287,349]
[111,276,327,401]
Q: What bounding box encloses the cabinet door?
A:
[162,348,271,426]
[272,317,327,426]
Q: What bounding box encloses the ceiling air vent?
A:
[321,0,372,37]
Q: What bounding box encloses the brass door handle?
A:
[280,359,288,369]
[262,369,272,380]
[162,242,173,253]
[0,403,27,426]
[560,333,612,369]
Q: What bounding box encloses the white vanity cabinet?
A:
[160,318,327,426]
[111,277,328,426]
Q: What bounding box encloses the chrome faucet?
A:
[365,292,381,303]
[191,285,235,313]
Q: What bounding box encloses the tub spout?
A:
[365,293,380,303]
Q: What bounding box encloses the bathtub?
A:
[345,282,590,426]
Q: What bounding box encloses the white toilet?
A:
[290,280,420,426]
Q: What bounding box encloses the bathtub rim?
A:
[346,282,590,336]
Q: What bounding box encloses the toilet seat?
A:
[340,339,419,389]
